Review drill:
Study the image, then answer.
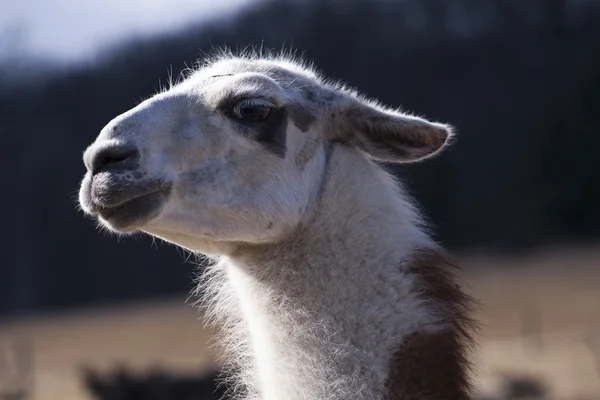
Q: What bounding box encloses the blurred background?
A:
[0,0,599,399]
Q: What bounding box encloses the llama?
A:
[78,51,477,400]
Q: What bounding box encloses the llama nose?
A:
[85,143,140,175]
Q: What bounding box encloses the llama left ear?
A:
[326,96,453,163]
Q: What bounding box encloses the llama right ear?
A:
[325,95,453,163]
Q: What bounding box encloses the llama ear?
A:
[326,96,453,163]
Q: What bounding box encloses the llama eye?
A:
[233,99,273,122]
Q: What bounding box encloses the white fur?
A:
[197,148,441,400]
[79,50,456,400]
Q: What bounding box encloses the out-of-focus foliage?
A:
[82,366,226,400]
[1,0,598,316]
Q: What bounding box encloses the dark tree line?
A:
[1,0,598,317]
[82,366,227,400]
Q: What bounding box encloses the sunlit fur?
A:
[78,49,473,400]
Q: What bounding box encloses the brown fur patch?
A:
[386,248,477,400]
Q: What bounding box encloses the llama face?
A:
[78,56,451,254]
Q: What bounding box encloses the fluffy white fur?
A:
[78,50,465,400]
[197,148,441,400]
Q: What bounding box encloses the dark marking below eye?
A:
[254,107,288,158]
[289,105,316,133]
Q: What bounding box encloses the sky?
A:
[0,0,255,63]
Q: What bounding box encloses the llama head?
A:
[78,54,452,254]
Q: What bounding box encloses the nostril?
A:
[101,153,129,165]
[90,145,139,175]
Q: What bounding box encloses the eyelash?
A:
[223,97,276,124]
[219,96,274,112]
[237,98,273,108]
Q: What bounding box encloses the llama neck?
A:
[211,148,474,400]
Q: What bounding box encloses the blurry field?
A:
[1,245,599,400]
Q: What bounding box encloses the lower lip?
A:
[96,189,169,229]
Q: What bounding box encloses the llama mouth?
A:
[89,172,170,209]
[95,189,171,232]
[79,172,172,231]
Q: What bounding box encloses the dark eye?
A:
[233,99,273,122]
